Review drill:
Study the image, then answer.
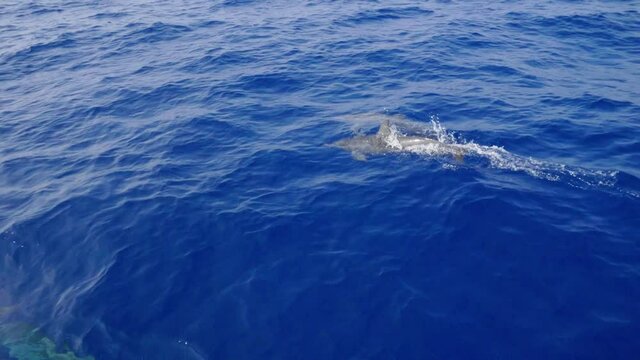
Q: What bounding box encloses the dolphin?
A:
[331,120,466,161]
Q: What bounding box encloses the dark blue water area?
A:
[1,0,640,359]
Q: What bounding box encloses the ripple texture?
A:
[1,1,640,359]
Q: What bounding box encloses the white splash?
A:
[380,115,622,190]
[383,123,403,150]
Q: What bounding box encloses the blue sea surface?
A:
[1,0,640,359]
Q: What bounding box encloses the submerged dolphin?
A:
[331,120,466,161]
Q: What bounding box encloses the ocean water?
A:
[1,0,640,359]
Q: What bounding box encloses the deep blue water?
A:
[1,0,640,359]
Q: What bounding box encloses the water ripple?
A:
[1,0,639,359]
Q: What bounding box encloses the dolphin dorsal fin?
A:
[377,119,392,138]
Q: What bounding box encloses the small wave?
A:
[114,22,193,50]
[91,12,128,20]
[336,6,433,26]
